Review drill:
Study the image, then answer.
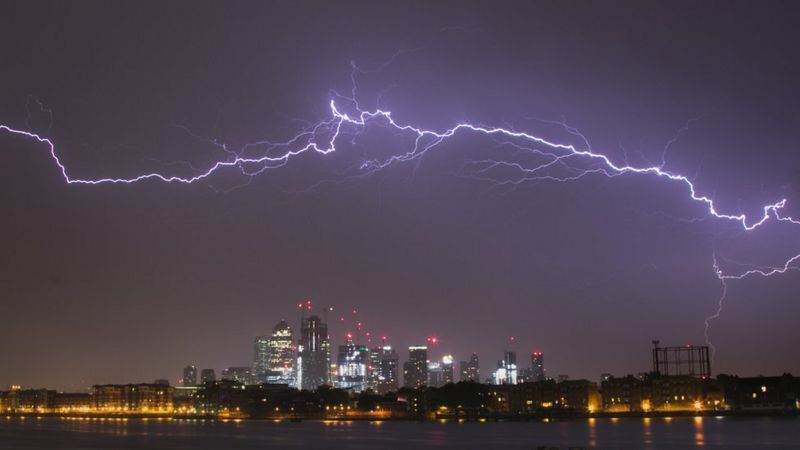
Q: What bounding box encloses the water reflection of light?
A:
[588,418,597,448]
[643,417,653,446]
[694,416,705,446]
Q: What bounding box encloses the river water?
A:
[1,416,798,449]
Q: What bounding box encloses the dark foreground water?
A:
[1,416,799,449]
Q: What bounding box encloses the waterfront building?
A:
[91,384,174,412]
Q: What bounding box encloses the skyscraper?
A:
[263,320,294,385]
[427,361,444,388]
[530,352,545,382]
[459,361,469,382]
[336,336,368,392]
[298,315,330,390]
[460,353,480,382]
[369,345,399,394]
[252,335,270,383]
[182,365,197,386]
[367,347,381,391]
[428,355,454,388]
[403,346,428,388]
[441,355,454,385]
[492,351,518,385]
[200,368,216,384]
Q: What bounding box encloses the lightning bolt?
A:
[2,80,798,359]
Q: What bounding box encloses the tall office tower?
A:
[441,355,454,385]
[265,320,295,385]
[252,335,270,383]
[460,353,480,382]
[329,361,338,387]
[427,361,444,388]
[323,338,332,385]
[336,336,368,392]
[298,315,330,390]
[492,351,518,385]
[371,345,399,394]
[530,352,545,382]
[429,355,455,388]
[200,369,216,384]
[403,346,428,388]
[367,347,381,391]
[182,365,197,386]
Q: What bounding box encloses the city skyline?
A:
[27,306,737,395]
[3,1,800,393]
[176,307,551,391]
[0,291,793,391]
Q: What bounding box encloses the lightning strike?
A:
[2,80,799,355]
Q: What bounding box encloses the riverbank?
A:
[3,408,797,423]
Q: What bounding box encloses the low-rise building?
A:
[91,384,174,413]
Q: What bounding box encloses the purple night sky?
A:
[1,1,800,391]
